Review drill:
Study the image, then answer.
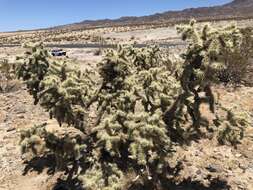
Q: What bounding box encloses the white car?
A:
[51,49,66,56]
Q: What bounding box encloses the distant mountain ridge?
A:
[54,0,253,30]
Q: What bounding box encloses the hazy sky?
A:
[0,0,232,32]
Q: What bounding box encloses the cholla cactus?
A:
[177,20,243,86]
[17,43,96,129]
[39,60,95,130]
[215,104,251,146]
[177,20,252,84]
[20,123,89,176]
[84,45,181,189]
[18,42,96,179]
[0,59,15,80]
[222,26,253,84]
[16,42,50,103]
[79,163,125,190]
[18,22,252,190]
[0,59,17,92]
[20,123,47,155]
[165,20,251,142]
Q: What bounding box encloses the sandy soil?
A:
[0,86,50,190]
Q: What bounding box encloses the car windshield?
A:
[52,49,62,52]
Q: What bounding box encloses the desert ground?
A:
[1,19,253,46]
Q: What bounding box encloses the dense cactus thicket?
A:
[38,60,95,129]
[220,27,253,84]
[177,20,252,84]
[18,21,251,190]
[16,43,96,129]
[174,20,251,143]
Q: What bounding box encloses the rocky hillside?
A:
[55,0,253,30]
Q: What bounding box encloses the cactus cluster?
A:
[216,104,251,146]
[20,123,47,155]
[18,21,251,190]
[20,123,89,178]
[0,58,19,93]
[17,43,96,129]
[17,43,96,179]
[16,42,50,103]
[0,58,15,80]
[38,60,95,129]
[177,20,252,84]
[170,20,252,143]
